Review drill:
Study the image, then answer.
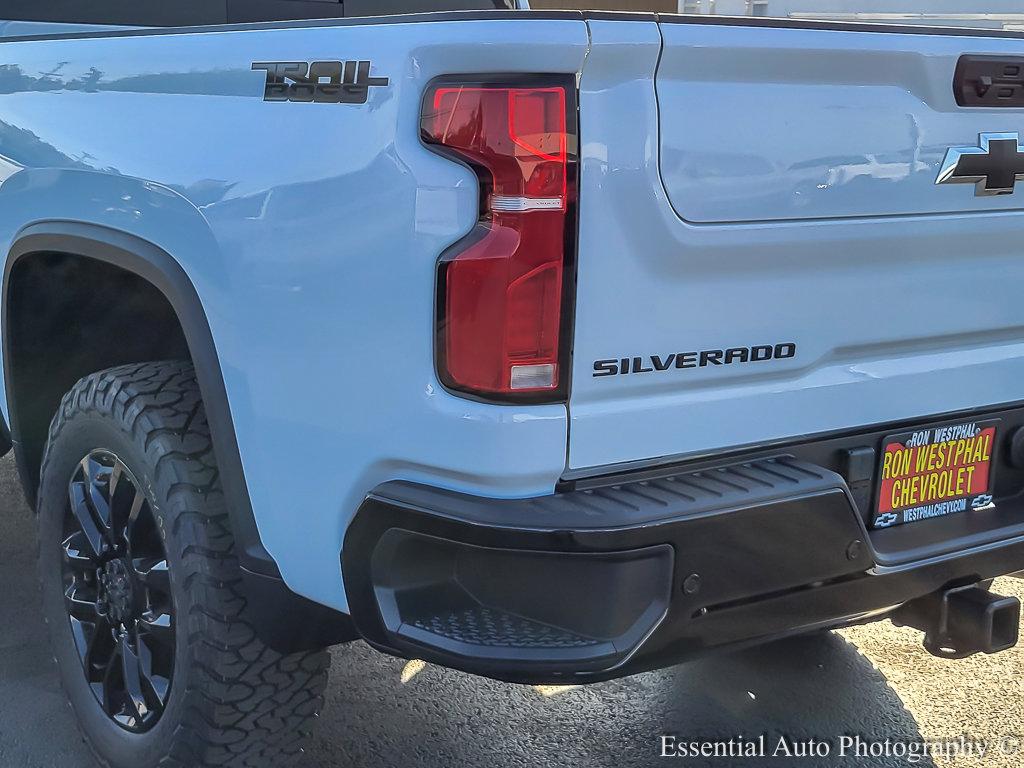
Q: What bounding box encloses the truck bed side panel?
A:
[0,18,589,611]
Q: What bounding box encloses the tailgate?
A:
[568,18,1024,474]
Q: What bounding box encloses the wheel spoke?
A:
[83,457,113,533]
[133,559,170,595]
[82,616,115,677]
[64,584,98,622]
[138,611,173,647]
[119,634,149,724]
[108,462,139,545]
[68,481,107,559]
[127,488,146,526]
[63,532,98,569]
[124,489,154,558]
[100,636,122,718]
[69,617,93,670]
[135,630,170,710]
[108,460,123,501]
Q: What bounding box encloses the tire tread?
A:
[38,360,328,768]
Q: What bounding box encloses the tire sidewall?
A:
[38,408,190,768]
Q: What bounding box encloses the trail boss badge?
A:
[252,60,389,104]
[936,132,1024,195]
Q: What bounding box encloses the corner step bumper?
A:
[341,456,1024,683]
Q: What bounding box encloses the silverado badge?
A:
[936,131,1024,196]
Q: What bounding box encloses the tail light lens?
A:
[422,78,577,401]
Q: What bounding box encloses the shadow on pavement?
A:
[311,631,932,768]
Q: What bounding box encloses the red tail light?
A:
[422,78,577,401]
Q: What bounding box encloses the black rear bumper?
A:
[343,431,1024,684]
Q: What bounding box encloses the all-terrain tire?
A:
[36,360,330,768]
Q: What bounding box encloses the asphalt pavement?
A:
[1,454,1021,768]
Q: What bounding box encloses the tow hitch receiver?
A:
[894,585,1021,659]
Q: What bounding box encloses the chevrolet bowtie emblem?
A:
[936,132,1024,196]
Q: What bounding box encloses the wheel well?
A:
[5,251,190,501]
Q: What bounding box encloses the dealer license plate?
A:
[873,419,998,529]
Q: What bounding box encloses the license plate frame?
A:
[873,418,999,530]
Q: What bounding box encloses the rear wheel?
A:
[61,447,175,732]
[37,361,329,768]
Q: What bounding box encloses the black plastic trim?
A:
[241,567,358,650]
[345,453,1024,683]
[0,9,584,44]
[2,8,1024,45]
[954,54,1024,108]
[367,457,858,533]
[343,457,883,682]
[0,1,514,28]
[370,529,672,673]
[0,0,228,26]
[585,11,657,22]
[569,404,1024,568]
[345,0,515,17]
[655,12,1024,39]
[3,223,356,652]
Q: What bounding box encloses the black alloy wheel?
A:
[61,449,174,732]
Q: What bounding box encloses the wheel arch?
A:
[4,222,356,649]
[2,222,278,574]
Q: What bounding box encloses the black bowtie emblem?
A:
[936,132,1024,196]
